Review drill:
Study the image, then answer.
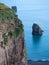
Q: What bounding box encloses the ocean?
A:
[0,0,49,60]
[18,9,49,60]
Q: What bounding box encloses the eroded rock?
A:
[32,23,43,35]
[0,3,27,65]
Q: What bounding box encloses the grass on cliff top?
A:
[0,3,16,23]
[0,3,23,45]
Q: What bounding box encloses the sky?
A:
[0,0,49,10]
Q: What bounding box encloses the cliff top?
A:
[0,3,23,45]
[0,3,16,22]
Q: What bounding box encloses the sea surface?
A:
[0,0,49,61]
[17,9,49,60]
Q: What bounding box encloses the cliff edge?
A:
[0,3,27,65]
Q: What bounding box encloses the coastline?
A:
[28,59,49,61]
[28,60,49,65]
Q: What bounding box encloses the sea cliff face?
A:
[0,3,27,65]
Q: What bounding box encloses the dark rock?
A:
[28,60,49,65]
[11,6,17,12]
[32,23,43,35]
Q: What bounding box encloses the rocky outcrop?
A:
[32,23,43,35]
[28,60,49,65]
[0,3,27,65]
[11,6,17,12]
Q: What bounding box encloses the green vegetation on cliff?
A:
[0,3,15,23]
[0,3,23,45]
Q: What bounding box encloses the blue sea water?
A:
[17,10,49,60]
[0,0,49,60]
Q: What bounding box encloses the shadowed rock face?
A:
[0,3,27,65]
[11,6,17,12]
[32,23,43,35]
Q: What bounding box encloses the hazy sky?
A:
[0,0,49,10]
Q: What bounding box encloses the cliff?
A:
[0,3,27,65]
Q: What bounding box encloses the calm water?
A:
[0,0,49,60]
[17,10,49,60]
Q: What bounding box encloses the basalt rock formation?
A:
[32,23,43,35]
[0,3,27,65]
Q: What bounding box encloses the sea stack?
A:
[32,23,43,35]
